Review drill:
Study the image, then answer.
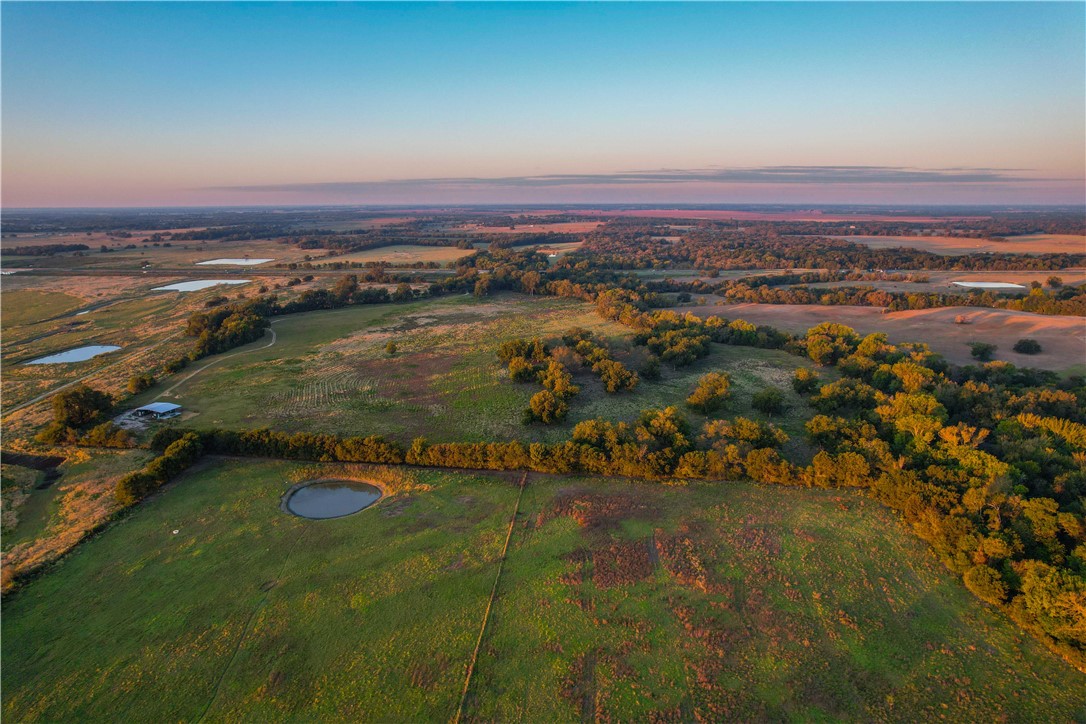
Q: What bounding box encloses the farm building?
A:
[132,402,182,419]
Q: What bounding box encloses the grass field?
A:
[823,234,1086,255]
[3,459,1082,721]
[0,290,84,328]
[136,294,821,448]
[321,244,475,265]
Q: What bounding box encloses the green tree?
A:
[751,388,785,414]
[51,385,113,427]
[127,373,155,394]
[1013,338,1042,354]
[527,390,568,424]
[969,342,997,361]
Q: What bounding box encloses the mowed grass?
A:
[146,293,820,449]
[469,478,1086,721]
[4,462,1082,721]
[1,290,84,328]
[2,458,520,722]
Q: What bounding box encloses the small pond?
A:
[285,480,382,519]
[153,279,251,292]
[26,345,121,365]
[196,258,273,266]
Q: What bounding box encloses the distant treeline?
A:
[1,243,89,256]
[578,227,1086,272]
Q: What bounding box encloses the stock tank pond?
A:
[283,480,382,519]
[25,345,121,364]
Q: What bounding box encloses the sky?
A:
[2,2,1084,208]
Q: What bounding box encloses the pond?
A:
[26,345,121,365]
[284,480,382,519]
[195,258,273,266]
[152,279,251,292]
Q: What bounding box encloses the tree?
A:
[1013,338,1042,355]
[527,390,568,424]
[752,388,785,414]
[521,271,541,296]
[51,385,113,427]
[385,340,398,356]
[969,342,997,361]
[686,372,731,414]
[127,373,155,394]
[1046,276,1063,289]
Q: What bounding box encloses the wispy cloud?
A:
[214,166,1052,195]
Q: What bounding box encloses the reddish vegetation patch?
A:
[592,539,654,588]
[544,490,657,530]
[657,526,722,594]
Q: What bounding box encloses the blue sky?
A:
[3,2,1084,207]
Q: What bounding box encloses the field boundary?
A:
[453,471,527,724]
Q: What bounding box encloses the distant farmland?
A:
[683,302,1086,371]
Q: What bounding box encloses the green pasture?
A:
[3,460,1082,721]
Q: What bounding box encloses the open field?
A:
[453,221,603,234]
[1,448,153,583]
[823,234,1086,255]
[1,290,84,327]
[797,268,1086,295]
[2,239,316,271]
[683,302,1086,371]
[3,459,1082,721]
[320,244,475,265]
[132,294,821,447]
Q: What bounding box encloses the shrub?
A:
[639,355,662,381]
[751,388,786,415]
[686,372,731,414]
[127,373,155,394]
[593,359,638,393]
[1012,338,1042,355]
[527,390,568,424]
[969,342,997,361]
[35,422,79,445]
[792,368,820,394]
[81,422,135,448]
[385,340,398,356]
[508,356,537,383]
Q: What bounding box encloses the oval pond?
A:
[285,480,382,519]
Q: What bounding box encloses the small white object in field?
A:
[173,530,179,535]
